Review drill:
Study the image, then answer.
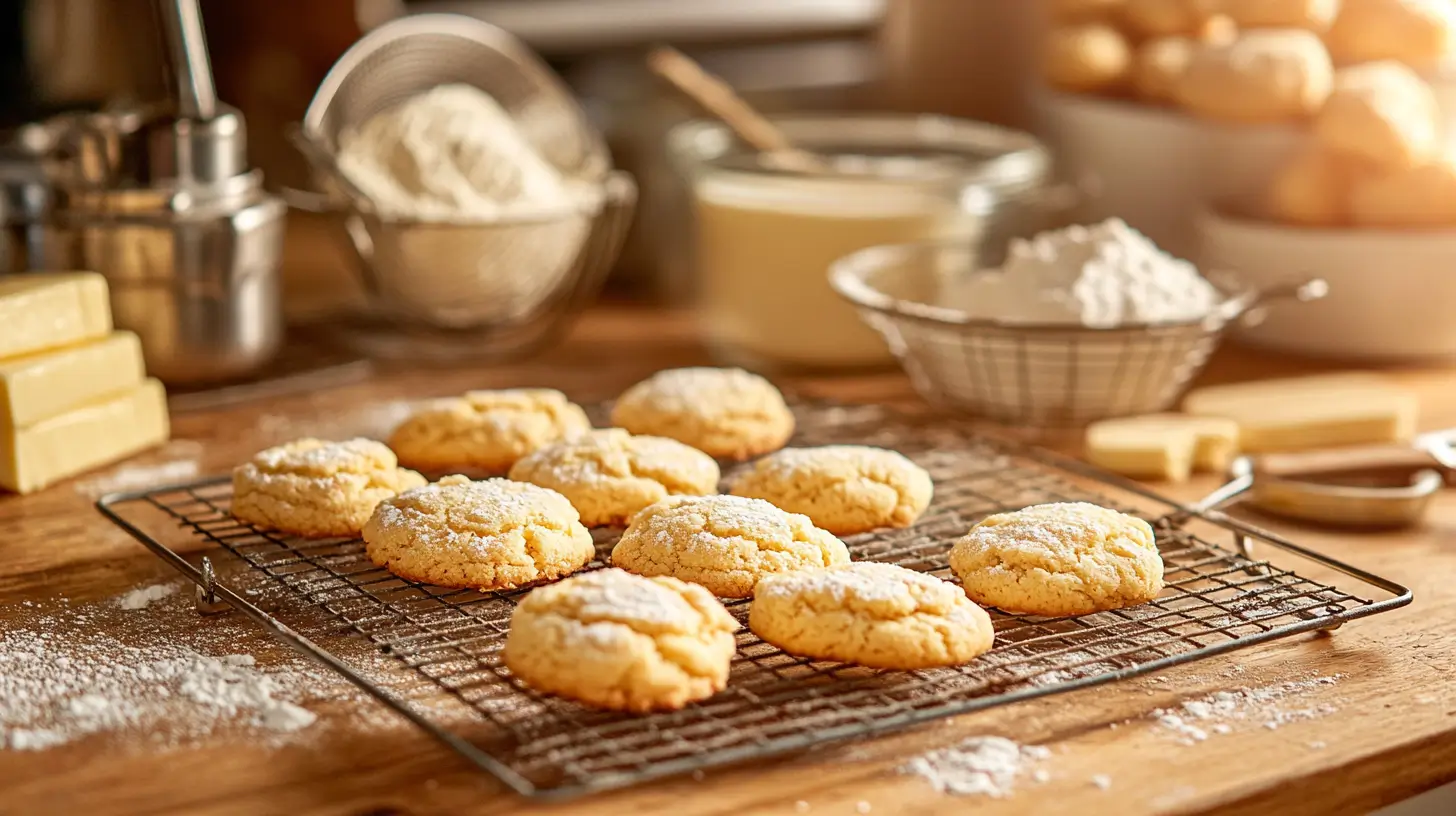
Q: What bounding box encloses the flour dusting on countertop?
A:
[901,736,1051,798]
[1150,675,1343,745]
[0,578,492,754]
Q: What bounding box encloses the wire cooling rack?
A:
[96,402,1411,800]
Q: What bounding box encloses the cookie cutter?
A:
[1192,429,1456,533]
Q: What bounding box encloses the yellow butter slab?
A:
[0,332,145,430]
[1085,413,1239,483]
[0,272,112,360]
[1183,374,1419,453]
[0,378,169,494]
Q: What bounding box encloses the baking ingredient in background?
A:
[335,84,574,220]
[938,218,1220,326]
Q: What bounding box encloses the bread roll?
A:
[1214,0,1341,31]
[1124,0,1214,37]
[1266,147,1358,226]
[1044,24,1135,93]
[1051,0,1128,23]
[1325,0,1456,71]
[1314,61,1440,169]
[1349,158,1456,227]
[1134,37,1201,102]
[1174,30,1334,123]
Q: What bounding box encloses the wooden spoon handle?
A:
[647,46,824,173]
[1251,445,1452,483]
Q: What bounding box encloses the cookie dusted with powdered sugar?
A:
[508,429,720,527]
[231,438,427,538]
[503,568,738,712]
[750,562,995,669]
[950,502,1164,617]
[611,494,850,598]
[363,475,594,590]
[728,445,933,535]
[387,389,592,475]
[610,368,794,461]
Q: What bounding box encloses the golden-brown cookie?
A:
[1174,29,1334,123]
[503,568,738,712]
[1266,146,1360,226]
[1043,24,1134,94]
[611,368,794,461]
[950,502,1164,617]
[362,475,595,590]
[1325,0,1456,71]
[387,389,591,474]
[1348,158,1456,227]
[231,438,426,538]
[508,428,721,527]
[728,446,933,536]
[611,495,851,598]
[1314,61,1440,170]
[749,562,995,669]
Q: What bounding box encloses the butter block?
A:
[1085,413,1240,483]
[0,332,145,430]
[0,272,112,360]
[0,378,169,494]
[1182,374,1419,452]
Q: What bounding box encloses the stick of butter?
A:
[1182,373,1419,452]
[0,272,112,360]
[0,332,145,431]
[0,378,169,494]
[1085,413,1240,482]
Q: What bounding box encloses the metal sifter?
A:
[48,0,286,386]
[290,14,636,362]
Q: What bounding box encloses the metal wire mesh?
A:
[97,403,1409,800]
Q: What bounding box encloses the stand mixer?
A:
[44,0,286,385]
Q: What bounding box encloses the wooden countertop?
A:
[4,307,1456,816]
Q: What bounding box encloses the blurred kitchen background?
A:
[0,0,1041,314]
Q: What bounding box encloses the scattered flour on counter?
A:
[938,218,1220,327]
[115,583,179,610]
[1090,774,1112,790]
[901,737,1050,798]
[1150,675,1342,745]
[74,459,201,498]
[0,584,338,753]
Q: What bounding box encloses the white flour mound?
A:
[940,218,1220,327]
[901,736,1051,798]
[336,83,571,220]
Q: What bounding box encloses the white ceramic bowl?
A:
[1197,209,1456,361]
[1034,90,1205,258]
[1034,88,1304,257]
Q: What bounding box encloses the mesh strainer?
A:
[294,13,635,348]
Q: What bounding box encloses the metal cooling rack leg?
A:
[194,557,232,616]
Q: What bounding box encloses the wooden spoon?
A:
[647,46,830,175]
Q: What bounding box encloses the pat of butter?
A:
[1085,413,1240,482]
[0,332,145,430]
[0,272,112,360]
[1182,374,1418,452]
[0,378,169,494]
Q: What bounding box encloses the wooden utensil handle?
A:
[647,46,792,154]
[1251,446,1448,482]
